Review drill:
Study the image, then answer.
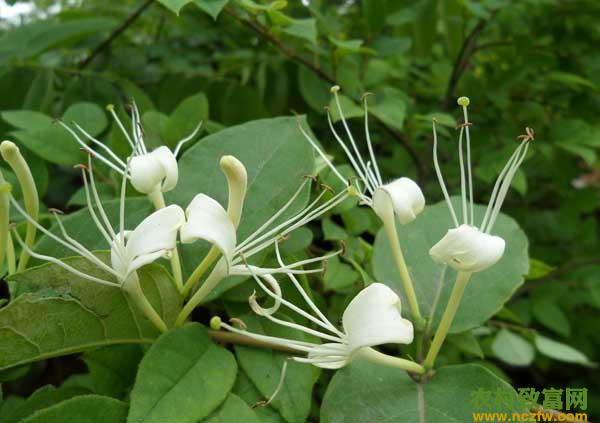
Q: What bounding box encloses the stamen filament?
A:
[432,120,459,227]
[462,106,474,225]
[297,123,347,185]
[457,127,468,224]
[174,122,203,156]
[363,95,383,186]
[107,106,137,153]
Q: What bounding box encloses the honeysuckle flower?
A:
[10,156,184,332]
[175,160,350,325]
[60,102,201,196]
[429,97,533,273]
[211,246,417,371]
[298,86,425,225]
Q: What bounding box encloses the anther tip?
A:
[330,85,340,93]
[361,92,374,101]
[106,104,115,112]
[209,316,222,330]
[457,96,470,107]
[48,207,64,214]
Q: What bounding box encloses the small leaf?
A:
[324,256,358,292]
[534,335,593,366]
[204,394,260,423]
[165,92,208,148]
[127,323,237,423]
[19,395,127,423]
[526,259,555,280]
[491,329,535,367]
[447,332,484,358]
[193,0,229,19]
[156,0,193,14]
[531,300,571,337]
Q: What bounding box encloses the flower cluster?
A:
[0,90,532,385]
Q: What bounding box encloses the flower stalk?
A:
[355,347,425,374]
[0,141,39,271]
[122,272,168,333]
[0,172,10,270]
[423,270,472,369]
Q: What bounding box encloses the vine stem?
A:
[382,216,424,328]
[148,190,184,293]
[423,271,472,369]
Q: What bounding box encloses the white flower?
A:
[11,156,185,286]
[298,86,424,225]
[60,102,201,195]
[429,98,533,273]
[213,252,414,369]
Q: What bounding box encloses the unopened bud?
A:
[220,155,247,229]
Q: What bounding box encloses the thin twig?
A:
[223,5,425,181]
[208,329,303,354]
[444,13,497,107]
[78,0,154,69]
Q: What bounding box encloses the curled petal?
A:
[372,177,425,225]
[180,193,236,262]
[124,205,185,274]
[342,283,414,353]
[429,224,505,272]
[129,147,178,194]
[152,146,179,192]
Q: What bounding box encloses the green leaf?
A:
[164,92,208,148]
[232,370,285,422]
[372,199,529,333]
[526,258,555,280]
[298,67,330,113]
[23,69,54,112]
[369,87,407,131]
[63,102,108,137]
[491,329,535,366]
[233,315,319,423]
[322,362,523,422]
[19,395,127,423]
[531,300,571,337]
[328,95,363,122]
[193,0,229,20]
[324,256,358,292]
[169,117,314,295]
[204,394,260,423]
[1,110,53,131]
[1,385,89,423]
[447,331,484,358]
[127,323,237,423]
[534,335,593,366]
[0,254,181,372]
[156,0,193,14]
[82,345,143,398]
[322,218,347,241]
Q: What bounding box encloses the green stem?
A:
[356,347,425,375]
[6,232,16,275]
[1,141,39,272]
[182,246,220,297]
[382,216,424,328]
[148,190,183,293]
[123,273,168,333]
[0,174,10,270]
[176,260,227,326]
[423,271,472,369]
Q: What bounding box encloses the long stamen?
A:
[479,142,524,231]
[86,157,117,239]
[119,160,129,248]
[173,122,203,157]
[363,94,383,186]
[326,110,374,194]
[331,87,373,191]
[485,141,529,233]
[462,105,474,225]
[107,105,137,153]
[79,168,116,245]
[255,360,288,408]
[297,120,347,185]
[11,229,118,287]
[432,120,459,227]
[219,321,318,353]
[72,123,128,168]
[131,102,147,154]
[457,127,468,224]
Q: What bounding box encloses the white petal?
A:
[372,177,425,225]
[180,193,236,262]
[429,224,506,272]
[124,205,185,273]
[129,153,164,194]
[342,283,414,353]
[127,249,169,275]
[306,343,351,369]
[152,146,179,192]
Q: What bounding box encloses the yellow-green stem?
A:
[6,231,16,275]
[382,217,424,328]
[423,271,472,369]
[148,190,183,293]
[176,260,227,326]
[182,246,220,297]
[123,273,168,333]
[1,141,39,272]
[0,175,10,270]
[356,347,425,374]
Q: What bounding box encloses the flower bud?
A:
[129,146,178,194]
[372,177,425,225]
[220,155,247,229]
[429,224,505,273]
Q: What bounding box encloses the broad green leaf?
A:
[534,335,593,366]
[298,67,330,113]
[19,395,127,423]
[372,199,529,333]
[82,345,143,398]
[194,0,230,19]
[1,385,89,423]
[23,68,55,112]
[369,87,407,131]
[531,300,571,337]
[233,315,319,423]
[1,110,52,131]
[322,362,523,422]
[168,117,314,295]
[164,92,208,148]
[63,102,108,137]
[156,0,193,14]
[0,255,181,371]
[127,323,237,423]
[204,394,260,423]
[491,329,535,367]
[232,370,285,423]
[447,332,484,358]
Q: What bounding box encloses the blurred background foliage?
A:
[1,0,599,419]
